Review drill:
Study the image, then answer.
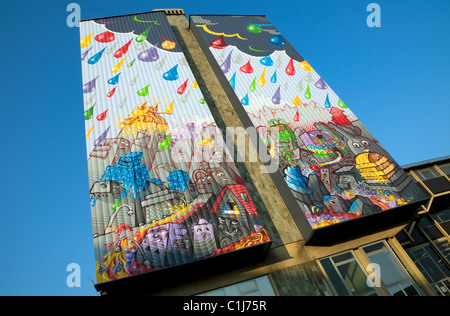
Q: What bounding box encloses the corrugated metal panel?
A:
[79,12,269,284]
[190,15,428,231]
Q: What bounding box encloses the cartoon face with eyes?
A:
[192,218,218,259]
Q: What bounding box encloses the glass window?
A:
[320,251,378,296]
[416,167,441,180]
[437,162,450,176]
[362,241,421,296]
[197,275,276,296]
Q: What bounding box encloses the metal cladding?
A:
[190,15,428,232]
[79,12,269,284]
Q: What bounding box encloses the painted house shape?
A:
[210,184,258,217]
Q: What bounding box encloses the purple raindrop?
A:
[314,78,328,90]
[138,46,159,62]
[81,47,93,61]
[83,76,99,93]
[220,51,232,73]
[272,86,281,104]
[94,126,110,147]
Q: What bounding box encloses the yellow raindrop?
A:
[257,67,266,87]
[164,100,174,114]
[86,126,94,138]
[299,60,313,71]
[292,95,302,106]
[80,32,93,48]
[111,56,127,73]
[191,80,199,88]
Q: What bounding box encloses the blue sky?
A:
[0,0,448,296]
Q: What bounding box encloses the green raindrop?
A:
[159,134,171,150]
[127,58,136,67]
[199,98,206,104]
[304,84,311,99]
[84,103,95,120]
[250,77,256,92]
[111,198,122,211]
[338,99,348,108]
[136,26,152,43]
[137,84,149,97]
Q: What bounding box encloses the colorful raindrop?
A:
[210,35,227,49]
[94,126,110,147]
[162,65,179,81]
[229,72,236,90]
[286,56,295,76]
[292,95,302,106]
[107,73,120,85]
[270,70,277,83]
[220,51,232,74]
[88,47,106,65]
[272,86,281,104]
[294,109,300,122]
[159,134,171,150]
[138,46,159,62]
[80,33,93,48]
[111,57,127,73]
[97,109,108,121]
[114,39,133,58]
[269,35,285,46]
[83,76,99,93]
[315,78,327,90]
[81,47,92,61]
[95,31,115,43]
[137,84,149,96]
[257,68,266,87]
[260,54,273,66]
[250,77,256,92]
[246,24,262,34]
[299,60,313,71]
[127,59,136,67]
[240,60,253,74]
[241,93,249,106]
[324,93,331,109]
[107,87,117,97]
[84,103,95,120]
[177,79,189,95]
[86,126,94,138]
[338,99,348,108]
[136,26,152,43]
[304,84,311,99]
[164,100,174,114]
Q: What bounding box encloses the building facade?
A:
[78,9,449,296]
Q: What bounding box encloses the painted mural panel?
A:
[79,12,269,284]
[191,15,427,230]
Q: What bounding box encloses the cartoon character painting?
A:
[190,14,427,229]
[80,12,270,284]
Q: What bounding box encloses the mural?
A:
[80,12,269,284]
[191,15,427,230]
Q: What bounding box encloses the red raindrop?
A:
[240,60,253,74]
[114,38,133,58]
[286,56,295,76]
[95,31,115,43]
[209,35,227,49]
[294,109,299,122]
[107,87,116,97]
[177,79,189,94]
[97,109,108,121]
